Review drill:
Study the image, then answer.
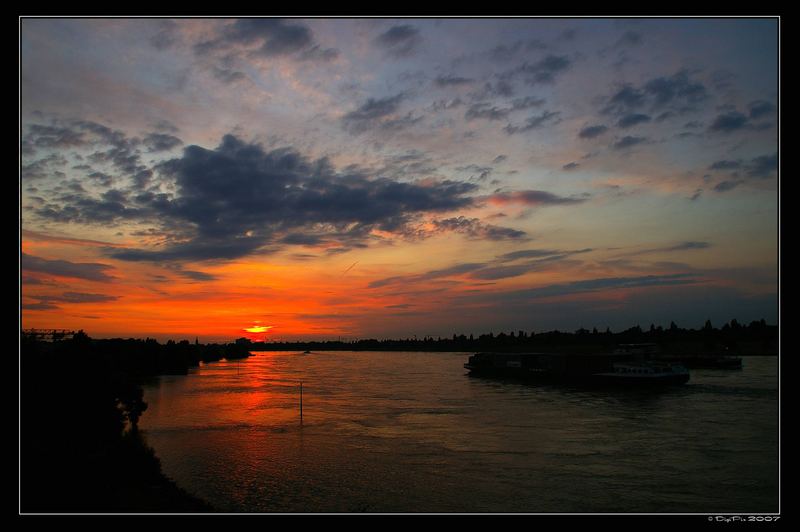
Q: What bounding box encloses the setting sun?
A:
[244,325,273,334]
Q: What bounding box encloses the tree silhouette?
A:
[118,383,148,433]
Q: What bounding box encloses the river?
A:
[140,351,779,513]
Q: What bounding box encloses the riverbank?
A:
[20,334,214,513]
[21,431,212,513]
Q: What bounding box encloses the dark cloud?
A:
[504,110,560,135]
[578,124,609,139]
[489,249,593,279]
[150,20,179,50]
[106,135,480,262]
[511,96,546,110]
[298,45,340,62]
[374,25,421,57]
[527,39,548,51]
[709,111,749,132]
[497,248,590,262]
[73,120,132,148]
[23,124,87,151]
[463,96,544,123]
[492,155,507,164]
[748,100,775,119]
[22,253,116,282]
[606,85,646,112]
[53,292,120,303]
[168,267,217,282]
[111,238,266,262]
[483,273,699,301]
[36,193,148,224]
[212,67,247,84]
[603,70,708,116]
[615,31,643,47]
[612,135,648,150]
[25,291,120,311]
[282,233,327,246]
[708,153,777,179]
[488,41,524,62]
[101,189,128,203]
[143,132,183,152]
[370,248,591,288]
[226,18,311,56]
[643,71,707,107]
[22,301,60,311]
[430,97,463,112]
[620,241,712,257]
[562,162,580,171]
[455,164,493,181]
[714,180,743,193]
[655,111,674,122]
[342,93,419,134]
[369,262,485,288]
[21,274,47,285]
[617,113,651,128]
[22,154,68,180]
[88,171,113,187]
[471,80,516,99]
[431,217,527,241]
[559,28,578,41]
[434,75,474,87]
[375,150,439,180]
[467,264,539,281]
[746,153,777,178]
[378,113,424,132]
[709,159,742,171]
[196,19,337,63]
[465,103,510,121]
[488,190,588,206]
[25,119,150,187]
[667,241,711,251]
[152,119,180,134]
[516,55,571,85]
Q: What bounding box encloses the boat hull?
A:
[464,352,691,387]
[589,372,690,386]
[465,366,690,386]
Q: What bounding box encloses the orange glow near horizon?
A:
[20,216,777,342]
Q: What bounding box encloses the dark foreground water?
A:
[140,352,779,513]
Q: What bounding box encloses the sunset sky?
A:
[20,18,779,341]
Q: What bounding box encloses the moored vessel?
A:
[464,351,690,386]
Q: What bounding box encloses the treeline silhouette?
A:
[255,319,778,354]
[18,332,249,512]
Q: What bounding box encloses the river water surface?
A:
[140,351,778,513]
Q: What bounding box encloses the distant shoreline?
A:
[250,346,779,355]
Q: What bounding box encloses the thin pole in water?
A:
[300,381,303,423]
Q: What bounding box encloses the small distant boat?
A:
[303,350,311,354]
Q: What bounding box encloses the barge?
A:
[464,352,689,386]
[613,342,742,369]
